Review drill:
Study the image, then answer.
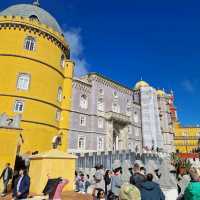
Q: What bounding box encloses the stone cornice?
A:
[85,73,133,95]
[72,79,92,94]
[0,16,70,58]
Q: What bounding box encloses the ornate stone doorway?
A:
[105,111,131,151]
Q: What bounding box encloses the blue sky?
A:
[1,0,200,125]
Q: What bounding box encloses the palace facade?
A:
[69,73,176,154]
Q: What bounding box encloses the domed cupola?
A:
[0,0,62,33]
[134,80,150,90]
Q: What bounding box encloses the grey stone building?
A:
[68,73,175,154]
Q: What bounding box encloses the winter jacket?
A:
[184,181,200,200]
[111,175,123,196]
[0,167,13,182]
[140,181,165,200]
[130,172,146,191]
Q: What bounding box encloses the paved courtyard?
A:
[1,191,93,200]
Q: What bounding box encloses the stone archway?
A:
[105,111,131,151]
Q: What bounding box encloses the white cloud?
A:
[64,28,88,77]
[181,80,195,93]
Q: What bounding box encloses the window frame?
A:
[14,100,24,113]
[135,128,140,137]
[17,73,31,91]
[98,117,104,129]
[56,109,61,121]
[99,88,104,95]
[57,87,63,102]
[112,102,120,113]
[134,111,139,123]
[29,15,39,22]
[60,54,65,68]
[80,94,88,109]
[80,115,86,126]
[24,36,36,51]
[78,135,86,150]
[113,91,118,98]
[97,136,104,151]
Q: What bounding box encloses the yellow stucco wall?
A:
[0,128,21,191]
[29,150,76,194]
[174,122,200,153]
[0,16,74,154]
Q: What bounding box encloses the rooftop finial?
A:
[33,0,40,7]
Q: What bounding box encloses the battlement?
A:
[0,15,68,49]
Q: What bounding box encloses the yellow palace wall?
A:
[174,122,200,153]
[0,128,21,191]
[0,16,74,155]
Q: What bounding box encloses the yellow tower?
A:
[0,1,74,155]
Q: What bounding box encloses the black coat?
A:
[0,167,13,181]
[140,181,165,200]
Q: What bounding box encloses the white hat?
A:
[112,160,121,170]
[134,160,144,167]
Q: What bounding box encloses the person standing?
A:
[76,173,86,193]
[13,169,30,199]
[104,170,112,196]
[140,173,165,200]
[111,160,123,200]
[130,163,146,191]
[184,167,200,200]
[0,163,13,197]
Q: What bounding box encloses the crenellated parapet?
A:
[0,16,70,58]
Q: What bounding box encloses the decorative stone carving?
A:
[0,113,21,128]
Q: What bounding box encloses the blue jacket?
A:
[13,175,30,199]
[140,181,165,200]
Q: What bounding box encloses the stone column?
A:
[119,126,128,150]
[106,120,113,151]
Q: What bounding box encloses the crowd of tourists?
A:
[1,157,200,200]
[75,158,200,200]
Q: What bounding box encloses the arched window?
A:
[113,91,118,98]
[97,136,104,151]
[52,135,62,149]
[99,88,104,95]
[78,136,86,150]
[134,112,139,123]
[17,73,30,90]
[112,103,120,113]
[56,109,61,121]
[29,15,39,22]
[60,54,65,68]
[14,100,24,113]
[57,87,63,102]
[24,36,36,51]
[97,98,104,111]
[80,94,88,109]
